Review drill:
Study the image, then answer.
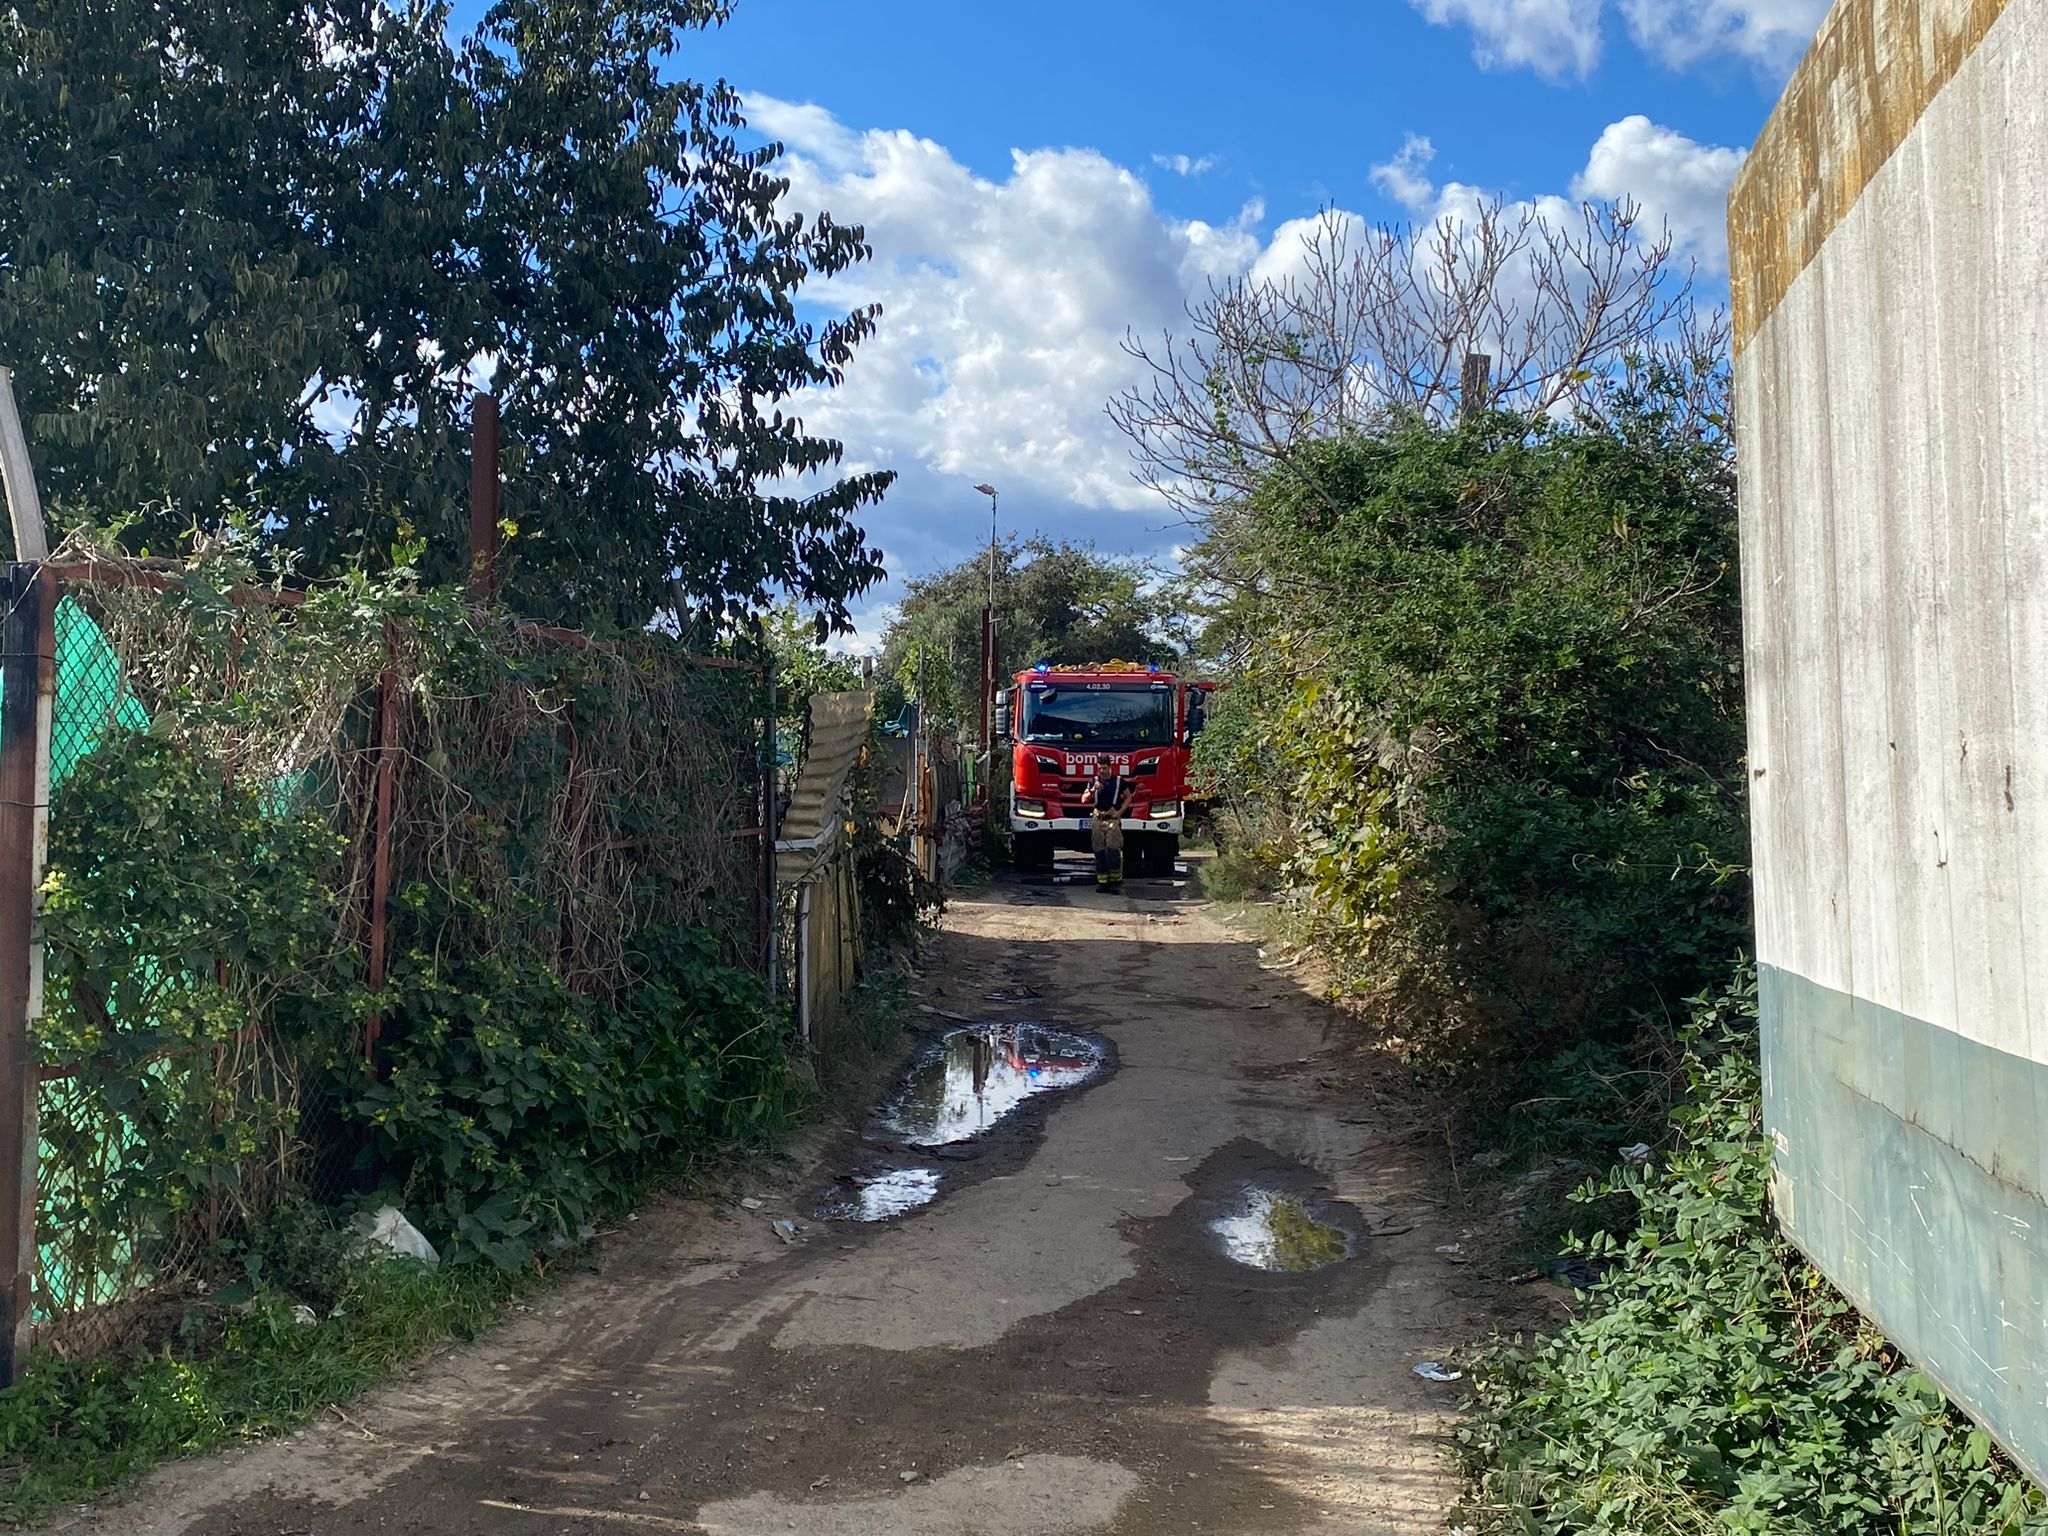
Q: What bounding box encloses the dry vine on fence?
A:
[26,541,774,1353]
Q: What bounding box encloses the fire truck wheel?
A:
[1011,833,1056,873]
[1131,832,1179,877]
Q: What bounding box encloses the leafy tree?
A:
[877,538,1184,729]
[0,0,890,629]
[758,603,863,725]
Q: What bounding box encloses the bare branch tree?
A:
[1108,198,1723,522]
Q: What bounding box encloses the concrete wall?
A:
[1730,0,2048,1480]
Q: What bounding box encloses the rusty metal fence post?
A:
[761,661,777,1000]
[362,640,398,1066]
[0,563,49,1385]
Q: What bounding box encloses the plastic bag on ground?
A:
[352,1206,441,1267]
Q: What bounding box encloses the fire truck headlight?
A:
[1014,797,1048,818]
[1148,800,1181,819]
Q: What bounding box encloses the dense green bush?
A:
[1462,967,2048,1535]
[1195,830,1283,903]
[1191,397,1746,1113]
[38,725,355,1301]
[356,918,793,1269]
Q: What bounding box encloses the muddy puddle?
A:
[1210,1187,1356,1272]
[815,1167,942,1222]
[883,1023,1109,1148]
[813,1023,1110,1224]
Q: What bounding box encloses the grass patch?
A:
[1194,842,1281,904]
[808,966,921,1125]
[0,1256,526,1524]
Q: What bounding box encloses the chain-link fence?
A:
[4,553,773,1364]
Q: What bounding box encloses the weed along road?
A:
[51,867,1487,1536]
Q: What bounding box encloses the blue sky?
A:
[461,0,1827,645]
[684,0,1787,239]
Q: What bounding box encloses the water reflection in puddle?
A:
[1211,1189,1354,1272]
[818,1167,942,1222]
[885,1024,1107,1147]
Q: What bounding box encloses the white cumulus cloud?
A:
[1369,118,1743,273]
[1409,0,1826,78]
[744,93,865,171]
[742,94,1731,623]
[1409,0,1606,79]
[1152,153,1218,177]
[744,92,1273,563]
[1370,134,1439,214]
[1572,114,1747,272]
[1619,0,1828,73]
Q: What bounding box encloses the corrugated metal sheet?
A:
[775,690,873,885]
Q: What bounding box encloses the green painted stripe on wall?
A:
[1764,964,2048,1484]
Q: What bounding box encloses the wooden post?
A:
[0,373,48,562]
[795,881,812,1044]
[1459,352,1492,421]
[0,564,46,1384]
[468,393,500,599]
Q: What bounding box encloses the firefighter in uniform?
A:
[1088,765,1135,890]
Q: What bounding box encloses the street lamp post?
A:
[973,483,998,806]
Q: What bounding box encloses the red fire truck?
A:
[995,662,1213,876]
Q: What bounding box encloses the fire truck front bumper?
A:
[1010,813,1184,837]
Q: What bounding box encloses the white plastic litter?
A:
[1619,1142,1653,1166]
[291,1304,318,1327]
[1413,1361,1463,1383]
[352,1206,440,1267]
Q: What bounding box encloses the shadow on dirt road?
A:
[48,860,1505,1536]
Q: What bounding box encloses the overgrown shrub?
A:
[1196,844,1280,903]
[38,725,356,1306]
[854,822,941,955]
[1461,967,2048,1535]
[1191,395,1747,1117]
[32,543,786,1311]
[356,920,792,1269]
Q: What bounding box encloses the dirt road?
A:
[49,866,1496,1536]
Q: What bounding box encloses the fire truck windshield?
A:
[1020,685,1174,746]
